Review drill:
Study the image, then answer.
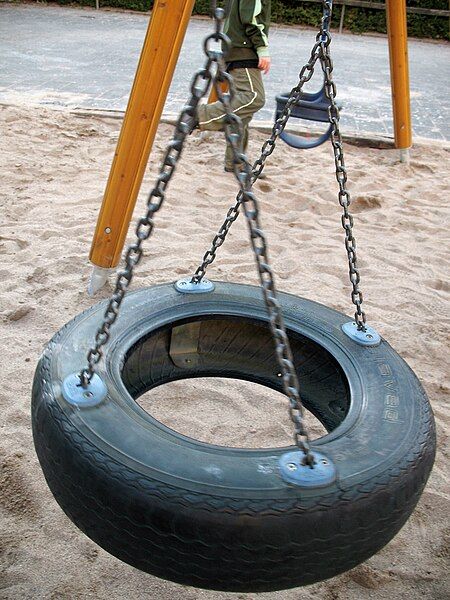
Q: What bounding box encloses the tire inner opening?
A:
[121,316,351,448]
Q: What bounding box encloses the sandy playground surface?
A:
[0,104,449,599]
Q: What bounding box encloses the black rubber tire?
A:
[32,282,436,592]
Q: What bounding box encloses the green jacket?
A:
[224,0,271,62]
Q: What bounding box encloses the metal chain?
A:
[191,1,366,331]
[318,5,366,330]
[79,21,222,387]
[191,37,323,284]
[207,10,314,464]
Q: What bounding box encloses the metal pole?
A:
[386,0,412,162]
[88,0,195,293]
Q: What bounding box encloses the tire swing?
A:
[32,2,436,593]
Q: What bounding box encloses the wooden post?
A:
[89,0,195,289]
[207,81,228,103]
[339,4,346,33]
[386,0,412,162]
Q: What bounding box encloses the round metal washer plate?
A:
[279,450,337,488]
[62,373,107,408]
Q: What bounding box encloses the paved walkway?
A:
[1,3,449,140]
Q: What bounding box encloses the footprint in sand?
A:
[0,531,22,574]
[39,230,61,241]
[0,237,29,254]
[4,305,33,321]
[351,168,369,179]
[196,186,214,198]
[409,161,436,174]
[350,194,382,213]
[284,176,297,186]
[257,181,272,193]
[427,279,450,293]
[26,266,46,283]
[5,409,29,426]
[349,564,392,590]
[0,452,39,519]
[434,527,450,559]
[67,125,101,138]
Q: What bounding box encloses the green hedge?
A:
[270,1,449,40]
[48,1,450,40]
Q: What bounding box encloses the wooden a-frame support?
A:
[88,0,195,293]
[88,0,412,292]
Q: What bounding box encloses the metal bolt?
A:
[105,227,111,234]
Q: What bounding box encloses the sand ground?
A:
[0,105,449,599]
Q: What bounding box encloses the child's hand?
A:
[258,57,271,74]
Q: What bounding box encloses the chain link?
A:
[192,1,366,331]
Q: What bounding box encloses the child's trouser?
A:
[197,67,265,169]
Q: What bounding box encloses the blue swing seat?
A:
[275,85,342,149]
